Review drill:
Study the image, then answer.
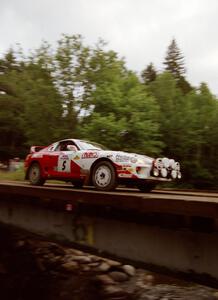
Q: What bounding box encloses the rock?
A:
[49,255,63,264]
[143,274,155,285]
[63,254,92,264]
[89,255,102,262]
[96,274,115,285]
[96,262,111,272]
[71,255,92,263]
[109,271,129,282]
[61,261,78,272]
[122,264,136,277]
[88,262,100,268]
[63,254,76,262]
[102,285,125,297]
[64,248,84,256]
[104,258,121,267]
[47,244,65,256]
[46,253,56,260]
[81,265,91,272]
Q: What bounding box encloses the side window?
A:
[47,143,58,151]
[59,141,78,151]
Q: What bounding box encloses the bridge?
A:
[0,181,218,283]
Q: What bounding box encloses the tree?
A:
[53,34,91,136]
[141,63,157,85]
[0,49,25,159]
[163,39,185,79]
[163,39,192,94]
[81,70,163,156]
[19,63,64,145]
[0,48,64,159]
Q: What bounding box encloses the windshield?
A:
[77,140,108,151]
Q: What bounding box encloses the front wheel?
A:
[92,161,117,191]
[28,162,45,186]
[137,182,156,192]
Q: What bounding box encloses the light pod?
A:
[161,168,168,178]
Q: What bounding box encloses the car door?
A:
[54,141,82,179]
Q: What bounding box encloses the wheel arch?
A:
[25,160,41,180]
[88,157,117,185]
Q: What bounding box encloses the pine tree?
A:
[163,39,192,93]
[163,39,185,80]
[141,63,157,85]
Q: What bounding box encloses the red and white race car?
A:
[24,139,181,192]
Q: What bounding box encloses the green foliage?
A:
[80,69,162,155]
[19,63,64,145]
[0,35,218,188]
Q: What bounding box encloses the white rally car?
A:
[24,139,181,192]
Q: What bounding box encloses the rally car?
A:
[24,139,181,192]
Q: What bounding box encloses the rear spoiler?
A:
[30,146,46,154]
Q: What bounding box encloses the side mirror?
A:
[66,145,77,152]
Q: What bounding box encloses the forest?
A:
[0,35,218,188]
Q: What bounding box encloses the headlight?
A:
[161,168,168,178]
[162,157,170,169]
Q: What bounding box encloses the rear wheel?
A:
[92,161,117,191]
[28,162,45,186]
[137,182,156,192]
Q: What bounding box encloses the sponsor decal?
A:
[118,173,133,178]
[60,154,69,160]
[82,152,98,159]
[115,154,131,162]
[74,155,80,160]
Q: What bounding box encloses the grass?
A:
[0,168,66,185]
[0,168,25,182]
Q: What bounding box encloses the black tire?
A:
[92,161,117,191]
[137,182,156,192]
[28,162,45,186]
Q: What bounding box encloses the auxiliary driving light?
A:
[177,171,182,179]
[154,158,163,170]
[174,162,180,171]
[169,159,175,168]
[161,168,168,178]
[171,170,177,179]
[153,168,159,177]
[162,157,170,169]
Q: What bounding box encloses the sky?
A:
[0,0,218,94]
